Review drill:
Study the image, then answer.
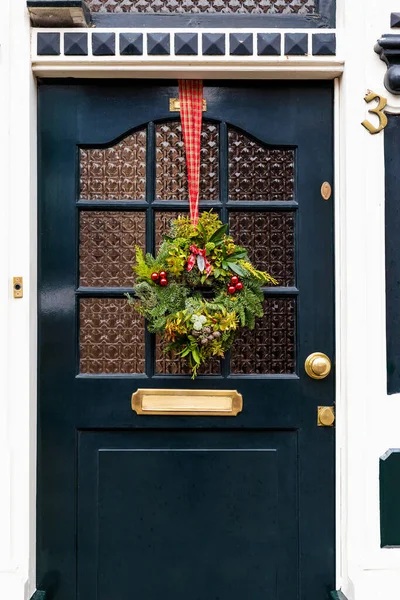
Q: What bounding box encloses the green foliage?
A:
[129,211,277,377]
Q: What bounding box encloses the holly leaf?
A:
[209,224,228,243]
[227,262,247,277]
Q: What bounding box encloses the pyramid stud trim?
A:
[284,33,308,56]
[229,33,253,56]
[147,33,170,56]
[257,33,281,56]
[120,33,143,56]
[64,32,88,56]
[92,32,115,56]
[37,32,60,56]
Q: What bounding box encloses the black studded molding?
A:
[64,32,88,55]
[257,33,281,56]
[92,32,115,55]
[229,33,253,56]
[312,33,336,55]
[202,33,225,56]
[284,32,308,55]
[120,33,143,55]
[375,34,400,95]
[35,30,336,59]
[175,33,198,56]
[147,32,170,55]
[37,32,60,55]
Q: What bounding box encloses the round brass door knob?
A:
[305,352,331,380]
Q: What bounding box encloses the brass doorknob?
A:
[305,352,331,380]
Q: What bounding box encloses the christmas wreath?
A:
[128,211,277,377]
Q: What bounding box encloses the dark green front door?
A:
[38,80,335,600]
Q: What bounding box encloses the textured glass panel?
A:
[87,0,316,14]
[156,121,219,201]
[155,338,221,375]
[230,298,296,374]
[80,129,146,200]
[228,129,295,201]
[80,298,145,374]
[155,211,185,250]
[80,211,145,287]
[229,211,295,286]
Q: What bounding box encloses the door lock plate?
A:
[318,406,335,427]
[13,277,23,299]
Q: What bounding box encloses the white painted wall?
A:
[0,1,37,599]
[1,0,400,598]
[338,0,400,597]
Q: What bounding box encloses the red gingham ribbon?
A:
[178,80,203,227]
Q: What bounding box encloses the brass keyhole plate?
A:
[318,406,335,427]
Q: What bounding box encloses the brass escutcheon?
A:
[321,182,332,200]
[305,352,331,380]
[169,98,207,112]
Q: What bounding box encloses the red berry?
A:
[230,275,239,285]
[235,282,243,291]
[228,285,236,294]
[151,272,159,282]
[159,271,167,278]
[159,278,168,287]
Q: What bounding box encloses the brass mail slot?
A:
[131,389,242,416]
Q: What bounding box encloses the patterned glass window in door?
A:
[86,0,316,15]
[228,128,295,201]
[80,128,146,200]
[229,211,295,287]
[78,128,147,375]
[80,211,146,287]
[230,298,296,374]
[78,119,297,376]
[80,298,145,374]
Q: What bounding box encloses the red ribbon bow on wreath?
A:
[187,245,212,277]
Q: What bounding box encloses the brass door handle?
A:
[305,352,331,380]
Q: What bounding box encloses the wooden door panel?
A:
[78,431,298,600]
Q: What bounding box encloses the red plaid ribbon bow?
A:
[178,80,203,227]
[187,245,212,277]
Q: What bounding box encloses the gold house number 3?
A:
[362,91,388,135]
